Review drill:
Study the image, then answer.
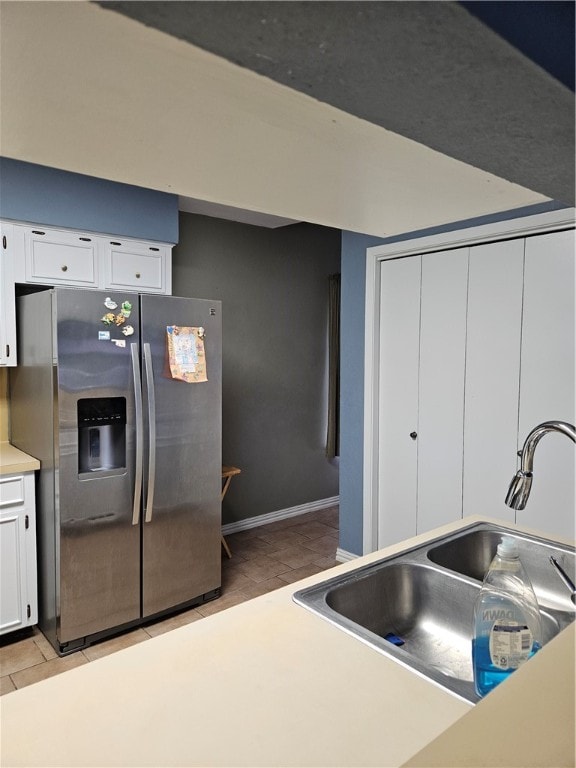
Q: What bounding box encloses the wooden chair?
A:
[221,465,241,558]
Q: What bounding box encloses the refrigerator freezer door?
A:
[140,295,222,617]
[55,289,141,643]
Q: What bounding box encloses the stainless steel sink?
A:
[293,523,575,704]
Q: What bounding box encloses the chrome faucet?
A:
[505,420,576,510]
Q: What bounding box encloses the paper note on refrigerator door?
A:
[166,326,208,383]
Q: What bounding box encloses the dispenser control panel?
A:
[77,397,127,476]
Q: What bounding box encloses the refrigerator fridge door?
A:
[140,295,222,617]
[55,288,142,644]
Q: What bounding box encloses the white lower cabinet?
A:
[377,227,575,546]
[0,473,38,635]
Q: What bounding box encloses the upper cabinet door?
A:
[463,239,524,523]
[23,226,98,287]
[518,230,575,538]
[103,239,172,294]
[0,221,17,366]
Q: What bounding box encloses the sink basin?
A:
[427,526,575,614]
[293,523,575,704]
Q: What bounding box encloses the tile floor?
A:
[0,506,339,696]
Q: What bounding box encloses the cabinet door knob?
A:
[410,431,418,440]
[135,272,141,279]
[61,265,68,272]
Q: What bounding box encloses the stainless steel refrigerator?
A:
[10,287,222,654]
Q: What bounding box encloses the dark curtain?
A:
[326,273,340,458]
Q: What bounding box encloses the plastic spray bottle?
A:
[472,536,542,697]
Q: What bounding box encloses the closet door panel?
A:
[417,248,468,533]
[463,239,524,522]
[518,230,575,538]
[377,256,421,548]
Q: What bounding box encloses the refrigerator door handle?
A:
[130,343,143,526]
[143,342,156,523]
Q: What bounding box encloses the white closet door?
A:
[518,230,575,538]
[377,256,421,547]
[463,239,525,522]
[417,248,468,533]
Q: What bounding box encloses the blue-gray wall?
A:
[0,158,179,243]
[339,232,385,555]
[339,201,569,556]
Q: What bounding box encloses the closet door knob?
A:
[410,432,418,440]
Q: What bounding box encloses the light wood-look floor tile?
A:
[273,544,325,569]
[277,562,331,584]
[82,628,150,662]
[235,554,293,583]
[194,591,249,617]
[256,529,309,548]
[302,534,339,556]
[288,521,337,540]
[237,577,289,600]
[144,608,204,638]
[0,675,16,695]
[10,652,88,690]
[0,636,47,677]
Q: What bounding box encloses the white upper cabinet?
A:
[0,221,17,366]
[8,221,173,294]
[103,238,171,293]
[22,226,99,287]
[2,220,173,366]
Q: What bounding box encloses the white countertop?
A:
[0,516,574,767]
[0,442,40,476]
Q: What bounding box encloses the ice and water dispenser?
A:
[78,397,126,476]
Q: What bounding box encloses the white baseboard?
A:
[336,547,359,563]
[222,496,339,536]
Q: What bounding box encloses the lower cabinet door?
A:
[0,509,29,634]
[0,474,38,635]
